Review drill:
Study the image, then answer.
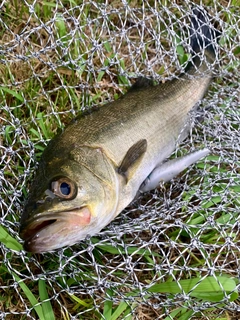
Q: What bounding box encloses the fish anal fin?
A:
[139,148,210,193]
[118,139,147,182]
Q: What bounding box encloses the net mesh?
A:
[0,0,239,319]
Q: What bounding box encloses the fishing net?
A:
[0,0,239,319]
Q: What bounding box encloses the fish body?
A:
[20,8,220,253]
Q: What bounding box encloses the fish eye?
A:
[60,182,71,195]
[51,178,77,199]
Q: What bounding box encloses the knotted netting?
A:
[0,0,239,319]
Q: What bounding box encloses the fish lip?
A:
[20,207,88,244]
[20,207,82,233]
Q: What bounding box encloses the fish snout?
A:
[19,207,92,253]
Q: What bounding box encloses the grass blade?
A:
[0,87,24,102]
[12,272,44,320]
[148,276,237,302]
[110,300,129,320]
[39,279,55,320]
[102,289,113,319]
[0,226,22,251]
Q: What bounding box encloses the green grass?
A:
[1,1,239,319]
[12,273,55,320]
[0,226,22,251]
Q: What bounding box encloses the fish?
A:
[19,8,221,253]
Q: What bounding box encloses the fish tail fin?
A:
[190,7,221,62]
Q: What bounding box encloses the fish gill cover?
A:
[0,1,239,319]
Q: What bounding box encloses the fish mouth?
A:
[20,207,91,253]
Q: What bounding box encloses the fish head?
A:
[20,153,118,253]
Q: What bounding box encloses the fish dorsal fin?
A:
[118,139,147,181]
[128,77,155,92]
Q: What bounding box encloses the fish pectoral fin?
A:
[118,139,147,182]
[139,148,210,192]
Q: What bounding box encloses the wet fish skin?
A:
[19,8,220,253]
